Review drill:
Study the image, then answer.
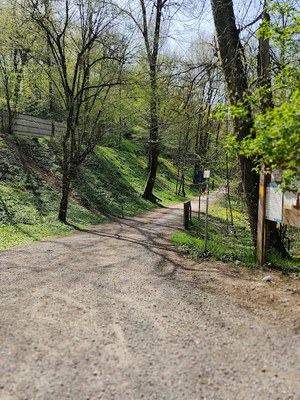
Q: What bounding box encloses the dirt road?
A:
[1,192,300,400]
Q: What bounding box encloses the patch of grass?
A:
[266,252,300,276]
[172,214,256,266]
[0,182,106,251]
[171,193,300,276]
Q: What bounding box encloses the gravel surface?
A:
[1,193,300,400]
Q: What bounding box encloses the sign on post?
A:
[257,167,300,265]
[265,183,283,223]
[203,170,210,179]
[203,171,210,253]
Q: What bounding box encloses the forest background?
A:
[0,0,299,272]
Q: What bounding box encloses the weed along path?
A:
[1,191,300,400]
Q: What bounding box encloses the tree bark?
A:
[142,66,159,200]
[141,0,165,200]
[59,167,71,223]
[210,0,259,243]
[58,119,73,223]
[143,141,159,200]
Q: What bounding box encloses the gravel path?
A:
[1,192,300,400]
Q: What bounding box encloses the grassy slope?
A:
[0,137,195,251]
[76,141,187,216]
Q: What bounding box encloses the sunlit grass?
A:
[171,193,300,276]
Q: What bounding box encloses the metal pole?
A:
[198,185,201,221]
[204,180,210,253]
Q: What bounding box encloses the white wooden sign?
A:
[203,170,210,179]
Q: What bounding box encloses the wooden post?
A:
[257,166,267,265]
[204,180,210,253]
[198,192,201,221]
[184,201,191,230]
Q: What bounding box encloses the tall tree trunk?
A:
[143,68,159,200]
[143,142,159,200]
[210,0,259,243]
[59,166,71,223]
[257,8,289,257]
[58,119,73,223]
[141,0,165,201]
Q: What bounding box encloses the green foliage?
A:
[77,144,152,216]
[268,251,300,276]
[215,2,300,191]
[225,134,240,157]
[0,181,106,251]
[259,2,300,44]
[241,90,300,190]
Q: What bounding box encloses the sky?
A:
[113,0,266,59]
[159,0,264,56]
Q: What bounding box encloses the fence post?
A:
[184,200,191,229]
[204,180,210,253]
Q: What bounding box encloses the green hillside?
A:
[0,136,195,251]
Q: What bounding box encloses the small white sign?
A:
[203,170,210,179]
[266,183,283,222]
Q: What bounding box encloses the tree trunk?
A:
[59,119,73,223]
[58,168,71,223]
[143,140,159,200]
[257,8,289,257]
[142,64,159,201]
[210,0,259,243]
[141,0,165,201]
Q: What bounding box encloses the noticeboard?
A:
[257,168,300,265]
[266,183,283,223]
[265,183,300,228]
